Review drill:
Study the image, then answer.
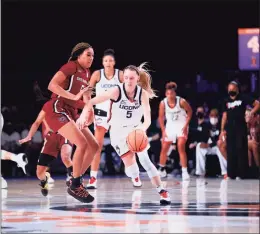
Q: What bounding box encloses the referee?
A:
[220,81,260,179]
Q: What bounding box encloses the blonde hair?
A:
[123,62,157,99]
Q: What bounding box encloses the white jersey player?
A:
[80,63,171,205]
[158,82,193,180]
[86,49,123,189]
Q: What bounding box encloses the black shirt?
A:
[208,124,220,147]
[222,94,255,126]
[189,120,210,144]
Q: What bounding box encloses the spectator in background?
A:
[189,106,208,150]
[220,81,260,180]
[245,108,260,171]
[195,109,227,178]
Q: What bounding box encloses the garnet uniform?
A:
[45,61,90,132]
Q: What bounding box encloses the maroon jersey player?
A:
[46,42,99,203]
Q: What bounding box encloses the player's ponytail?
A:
[124,63,157,99]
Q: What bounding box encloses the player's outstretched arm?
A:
[19,110,46,144]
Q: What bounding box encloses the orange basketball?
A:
[127,129,148,153]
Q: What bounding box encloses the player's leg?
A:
[121,152,142,187]
[79,127,99,178]
[158,141,172,178]
[177,137,190,180]
[58,121,95,203]
[1,150,28,174]
[37,153,56,196]
[137,150,171,204]
[87,126,107,189]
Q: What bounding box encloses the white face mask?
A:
[210,117,218,125]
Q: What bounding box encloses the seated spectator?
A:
[245,108,260,170]
[195,108,227,178]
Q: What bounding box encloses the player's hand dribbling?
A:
[19,136,32,144]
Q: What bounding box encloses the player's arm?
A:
[19,110,46,144]
[220,112,227,141]
[90,86,120,106]
[141,90,151,131]
[48,63,88,101]
[158,101,166,133]
[118,70,124,83]
[180,98,193,127]
[250,100,260,116]
[77,86,120,129]
[89,70,101,90]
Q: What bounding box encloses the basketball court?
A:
[1,175,259,233]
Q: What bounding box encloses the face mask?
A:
[197,112,204,119]
[210,117,218,125]
[228,91,237,97]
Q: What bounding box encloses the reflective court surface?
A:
[1,175,259,233]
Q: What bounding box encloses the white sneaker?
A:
[45,172,54,183]
[159,169,167,178]
[86,177,97,189]
[132,177,142,187]
[16,153,28,174]
[159,190,171,205]
[236,177,241,181]
[182,172,190,181]
[48,176,55,184]
[1,176,8,189]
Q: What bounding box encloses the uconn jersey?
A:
[109,83,147,156]
[163,96,188,143]
[95,69,120,112]
[109,83,143,130]
[164,96,187,126]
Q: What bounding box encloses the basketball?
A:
[127,129,148,152]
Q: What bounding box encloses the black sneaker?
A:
[67,185,94,203]
[39,177,49,197]
[66,175,84,187]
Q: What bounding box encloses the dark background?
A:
[1,0,259,178]
[2,0,259,122]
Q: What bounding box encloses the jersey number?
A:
[126,111,132,118]
[172,114,178,121]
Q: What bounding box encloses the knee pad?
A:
[38,153,55,167]
[137,151,159,178]
[125,163,139,179]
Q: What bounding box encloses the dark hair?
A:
[103,49,115,59]
[165,81,177,91]
[69,42,92,61]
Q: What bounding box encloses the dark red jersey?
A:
[51,61,91,108]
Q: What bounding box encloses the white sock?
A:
[182,167,188,174]
[90,171,98,179]
[156,184,164,193]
